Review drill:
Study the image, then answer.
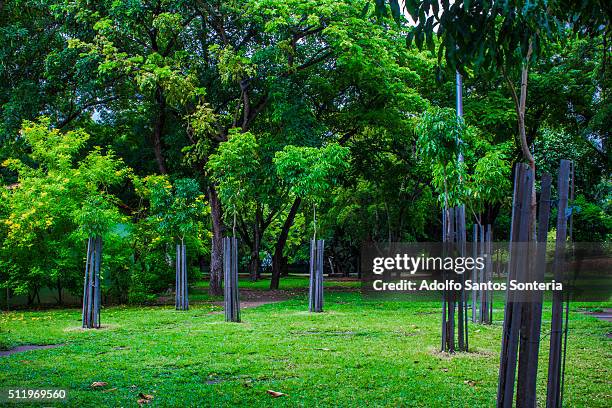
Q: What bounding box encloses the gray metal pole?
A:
[456,71,464,117]
[82,237,91,328]
[456,71,464,163]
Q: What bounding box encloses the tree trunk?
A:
[280,256,289,277]
[153,87,168,174]
[517,66,535,172]
[517,62,537,239]
[249,206,262,281]
[209,185,223,296]
[198,254,206,275]
[270,197,301,289]
[56,276,63,306]
[504,41,536,237]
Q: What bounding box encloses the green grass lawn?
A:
[188,274,360,303]
[0,279,610,407]
[192,274,361,291]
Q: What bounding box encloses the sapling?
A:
[140,176,207,311]
[274,143,350,312]
[76,195,125,329]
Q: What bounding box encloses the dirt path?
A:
[0,344,64,357]
[211,289,295,310]
[584,308,612,322]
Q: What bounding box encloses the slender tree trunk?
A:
[270,197,301,289]
[249,207,261,281]
[518,60,537,239]
[56,276,62,306]
[517,66,535,172]
[504,40,536,236]
[153,87,168,174]
[198,254,206,275]
[209,185,223,296]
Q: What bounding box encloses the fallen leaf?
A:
[464,380,477,387]
[91,382,108,388]
[441,368,449,372]
[102,388,117,393]
[315,348,331,351]
[267,390,286,398]
[137,393,154,404]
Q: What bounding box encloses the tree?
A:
[1,118,128,308]
[184,0,433,289]
[57,0,440,295]
[207,130,268,280]
[272,143,350,288]
[137,176,208,310]
[75,196,124,328]
[417,107,511,224]
[375,2,610,405]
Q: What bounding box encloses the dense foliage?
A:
[0,0,609,304]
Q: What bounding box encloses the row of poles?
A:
[456,70,574,407]
[441,211,495,353]
[441,205,469,353]
[473,224,493,324]
[79,70,573,406]
[223,237,326,321]
[175,241,189,311]
[440,72,469,352]
[81,235,326,327]
[497,160,573,408]
[442,160,573,407]
[82,236,102,328]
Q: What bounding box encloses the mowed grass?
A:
[0,279,610,407]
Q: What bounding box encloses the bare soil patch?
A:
[583,308,612,322]
[211,289,292,311]
[0,344,64,357]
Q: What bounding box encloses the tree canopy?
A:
[0,0,609,303]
